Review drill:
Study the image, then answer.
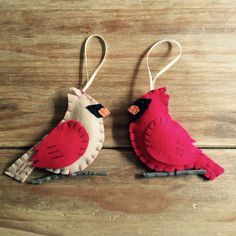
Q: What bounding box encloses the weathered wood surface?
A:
[0,1,235,235]
[0,149,235,236]
[0,2,236,147]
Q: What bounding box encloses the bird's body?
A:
[129,87,224,180]
[5,88,108,182]
[46,88,106,175]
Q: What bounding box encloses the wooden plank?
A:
[0,149,235,236]
[1,0,236,10]
[0,34,235,147]
[0,9,236,36]
[0,1,235,236]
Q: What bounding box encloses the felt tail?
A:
[195,152,224,180]
[5,152,34,182]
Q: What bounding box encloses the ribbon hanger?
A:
[146,39,182,90]
[82,34,107,92]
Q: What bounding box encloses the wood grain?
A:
[0,1,235,147]
[0,33,236,147]
[1,0,236,10]
[0,1,235,235]
[0,149,235,236]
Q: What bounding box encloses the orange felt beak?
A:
[128,105,140,115]
[98,107,110,117]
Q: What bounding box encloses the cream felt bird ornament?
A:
[5,35,110,184]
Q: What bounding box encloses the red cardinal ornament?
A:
[5,35,110,183]
[128,39,224,181]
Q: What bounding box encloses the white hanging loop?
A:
[82,34,107,92]
[146,39,182,90]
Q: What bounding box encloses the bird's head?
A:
[128,87,169,122]
[69,87,110,120]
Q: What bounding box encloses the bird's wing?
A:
[145,118,200,166]
[31,120,89,169]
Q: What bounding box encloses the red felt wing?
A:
[31,120,89,169]
[145,118,199,166]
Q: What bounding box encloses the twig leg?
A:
[27,170,107,185]
[142,169,206,178]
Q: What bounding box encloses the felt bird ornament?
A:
[5,35,110,183]
[128,39,224,181]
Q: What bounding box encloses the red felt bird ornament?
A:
[128,39,224,180]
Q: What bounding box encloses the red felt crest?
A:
[31,120,89,169]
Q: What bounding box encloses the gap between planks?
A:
[0,146,236,150]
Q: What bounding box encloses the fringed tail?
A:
[195,153,224,180]
[5,152,34,182]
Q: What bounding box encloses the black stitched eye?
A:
[130,98,151,121]
[133,98,151,107]
[86,104,104,118]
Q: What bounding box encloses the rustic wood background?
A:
[0,1,235,235]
